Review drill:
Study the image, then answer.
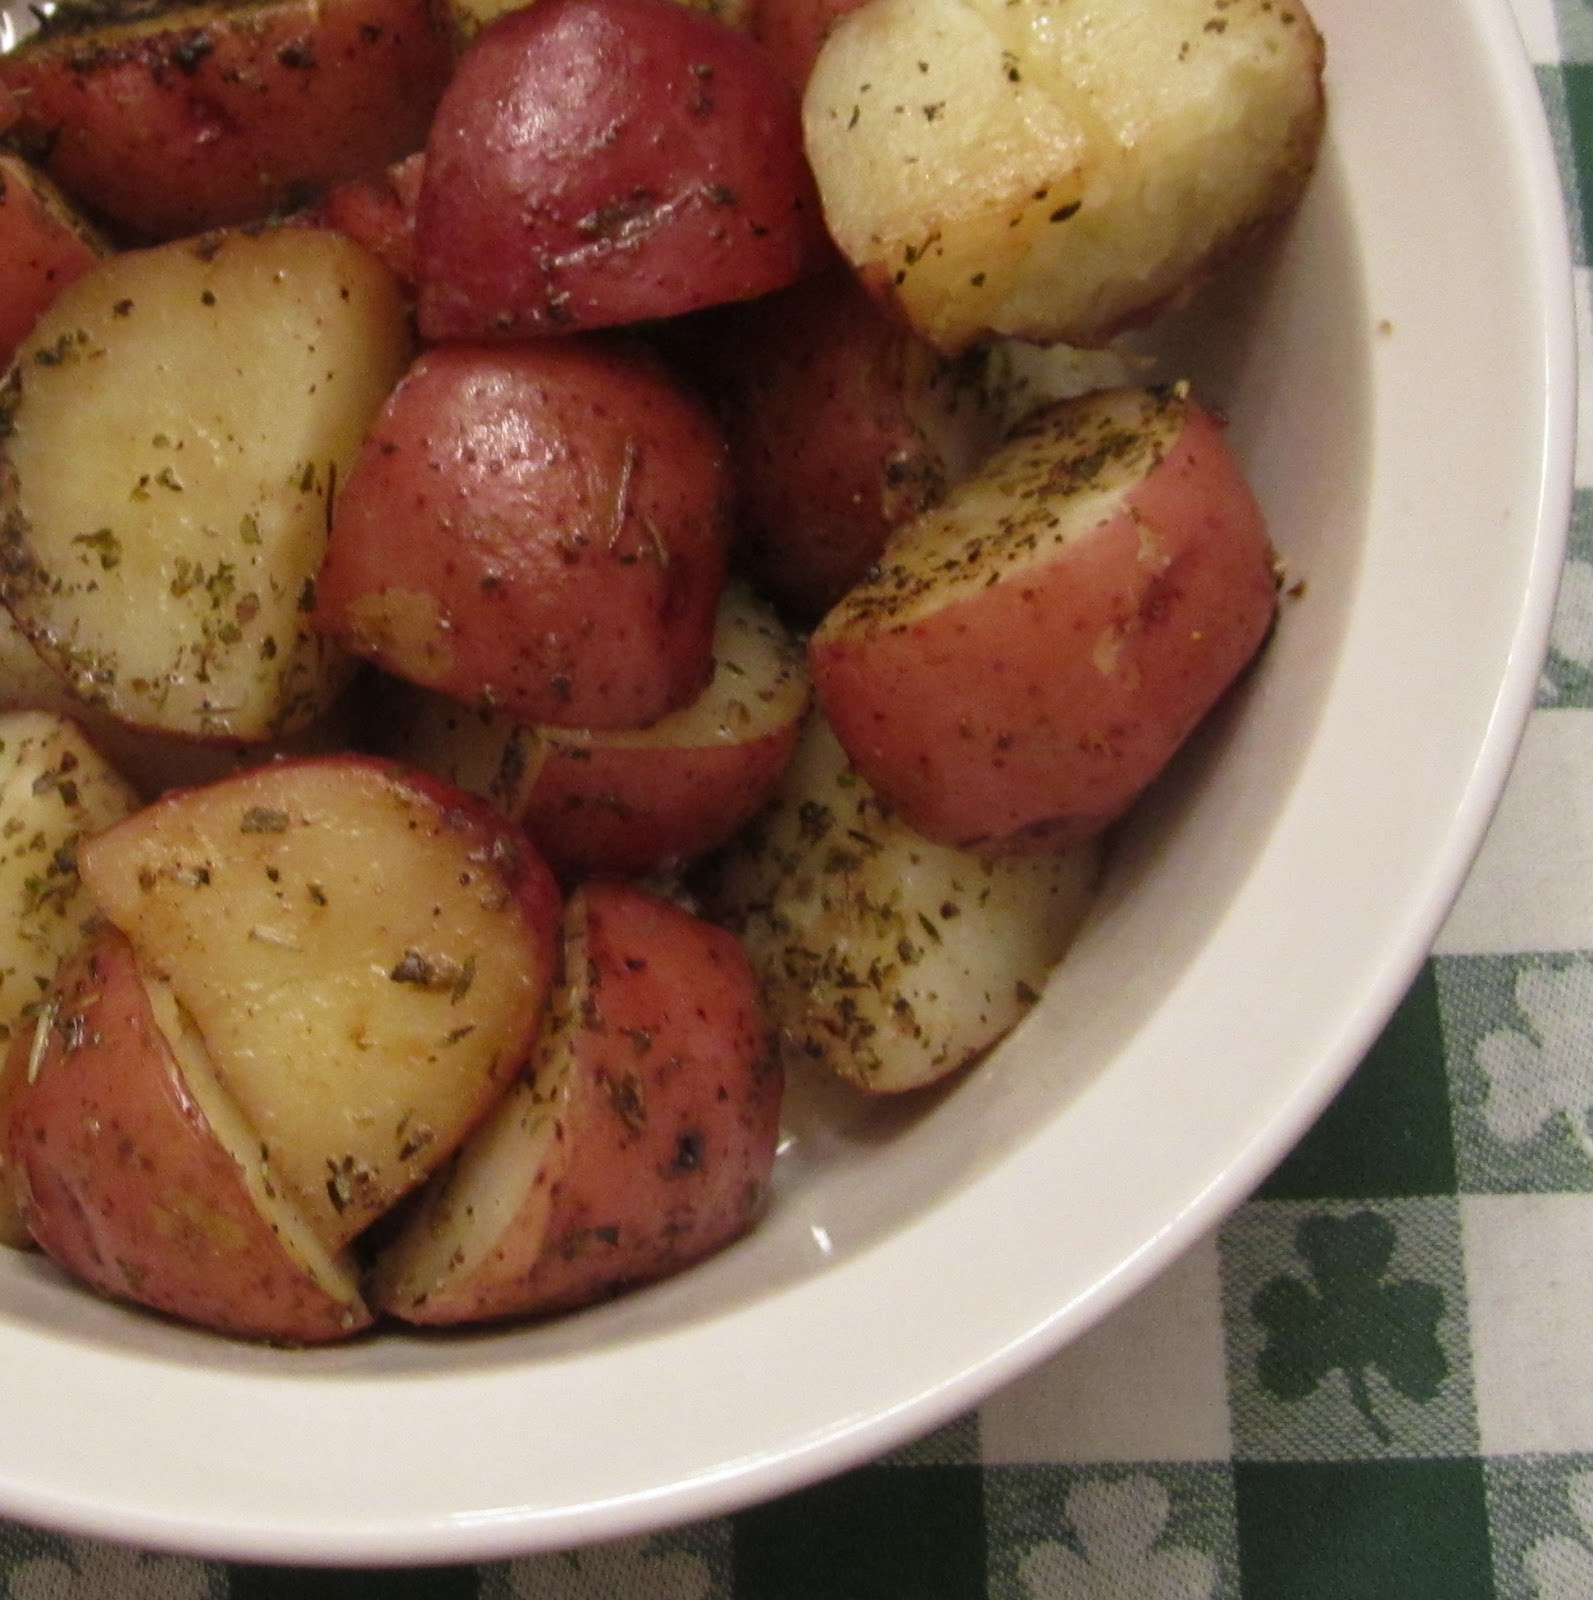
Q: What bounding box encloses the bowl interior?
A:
[0,0,1574,1563]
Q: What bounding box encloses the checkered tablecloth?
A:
[0,0,1584,1590]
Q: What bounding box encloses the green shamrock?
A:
[1250,1209,1448,1444]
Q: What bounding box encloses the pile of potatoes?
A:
[0,0,1324,1341]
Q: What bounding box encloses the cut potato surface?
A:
[0,710,140,1047]
[5,924,371,1343]
[0,710,140,1245]
[0,227,410,742]
[77,755,563,1248]
[702,715,1099,1091]
[803,0,1325,350]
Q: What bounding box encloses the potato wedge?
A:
[802,0,1325,351]
[0,227,410,743]
[809,385,1278,852]
[0,710,140,1245]
[314,337,731,730]
[5,923,371,1343]
[0,0,452,239]
[379,581,811,878]
[372,881,780,1323]
[701,714,1098,1091]
[76,755,564,1248]
[415,0,828,340]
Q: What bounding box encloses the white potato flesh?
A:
[703,715,1099,1091]
[0,710,139,1047]
[0,710,139,1245]
[77,757,560,1248]
[141,972,371,1329]
[0,227,411,739]
[803,0,1325,350]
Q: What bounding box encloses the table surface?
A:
[1,0,1588,1591]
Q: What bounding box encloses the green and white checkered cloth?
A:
[0,0,1587,1590]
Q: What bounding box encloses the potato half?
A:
[803,0,1325,350]
[0,227,410,742]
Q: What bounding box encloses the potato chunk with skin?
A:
[315,339,732,730]
[0,227,411,742]
[802,0,1325,351]
[809,385,1278,853]
[372,881,781,1324]
[77,755,564,1249]
[0,711,140,1246]
[5,924,372,1343]
[414,0,828,341]
[0,0,452,240]
[378,581,811,879]
[700,715,1099,1092]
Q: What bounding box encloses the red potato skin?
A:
[700,269,968,621]
[384,882,782,1324]
[415,0,830,340]
[0,155,102,365]
[315,340,733,729]
[750,0,869,89]
[303,151,426,288]
[0,0,453,240]
[811,395,1279,852]
[4,925,372,1345]
[522,721,803,879]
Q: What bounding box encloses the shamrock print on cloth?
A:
[1475,962,1593,1163]
[1016,1476,1217,1600]
[486,1531,722,1600]
[1523,1468,1593,1600]
[1221,1198,1476,1461]
[1251,1210,1448,1446]
[1,1541,217,1600]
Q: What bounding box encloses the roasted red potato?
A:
[0,711,142,1247]
[0,153,104,365]
[700,269,1003,619]
[750,0,867,89]
[302,151,426,288]
[0,0,453,240]
[372,880,781,1324]
[77,755,564,1249]
[703,713,1099,1091]
[809,385,1279,853]
[0,226,409,745]
[6,924,372,1344]
[802,0,1324,353]
[378,581,811,878]
[414,0,828,340]
[315,338,733,730]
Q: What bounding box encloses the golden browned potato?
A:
[76,755,564,1248]
[0,710,141,1246]
[4,923,372,1343]
[802,0,1325,351]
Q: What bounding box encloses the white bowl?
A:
[0,0,1574,1562]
